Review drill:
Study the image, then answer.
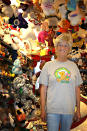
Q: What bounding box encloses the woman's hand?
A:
[76,110,81,121]
[73,110,81,122]
[41,109,46,122]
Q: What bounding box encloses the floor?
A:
[71,95,87,131]
[71,119,87,131]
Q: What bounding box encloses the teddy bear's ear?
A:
[2,0,11,5]
[16,0,29,4]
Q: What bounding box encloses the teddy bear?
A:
[77,0,87,16]
[0,0,28,28]
[40,0,57,16]
[19,2,33,18]
[57,19,70,34]
[0,0,14,18]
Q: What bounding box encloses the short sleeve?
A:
[39,63,49,86]
[75,64,83,86]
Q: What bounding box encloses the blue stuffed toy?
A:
[67,0,79,11]
[12,59,23,75]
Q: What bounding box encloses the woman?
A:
[39,33,83,131]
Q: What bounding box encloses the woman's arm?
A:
[40,84,47,121]
[75,86,81,120]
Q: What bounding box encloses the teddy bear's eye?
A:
[49,26,57,29]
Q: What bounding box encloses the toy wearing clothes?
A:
[9,13,28,28]
[0,0,28,28]
[32,60,46,94]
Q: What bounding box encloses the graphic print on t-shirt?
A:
[54,67,71,83]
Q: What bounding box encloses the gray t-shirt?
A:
[39,59,83,114]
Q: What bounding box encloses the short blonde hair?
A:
[53,33,73,50]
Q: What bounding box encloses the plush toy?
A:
[80,16,87,30]
[18,1,33,18]
[53,0,66,13]
[68,11,82,26]
[37,16,59,48]
[72,32,85,48]
[0,107,10,126]
[18,0,43,23]
[14,102,26,122]
[38,30,48,44]
[16,0,31,5]
[44,16,59,31]
[58,3,67,19]
[12,73,39,117]
[9,13,28,28]
[57,19,70,33]
[12,58,23,75]
[8,5,28,28]
[40,0,57,16]
[77,0,87,16]
[0,0,14,18]
[0,1,28,28]
[20,22,37,41]
[67,0,78,11]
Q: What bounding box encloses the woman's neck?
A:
[56,56,68,62]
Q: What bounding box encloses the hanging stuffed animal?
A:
[12,58,23,75]
[0,0,14,19]
[40,0,57,16]
[44,15,59,31]
[72,32,85,48]
[8,5,28,28]
[0,0,28,28]
[67,0,78,11]
[58,3,67,19]
[39,16,59,48]
[80,16,87,30]
[77,0,87,16]
[19,1,33,18]
[68,10,82,26]
[57,19,70,34]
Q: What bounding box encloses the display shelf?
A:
[83,80,87,85]
[0,38,13,51]
[1,56,13,65]
[69,57,87,62]
[80,69,87,73]
[0,74,15,80]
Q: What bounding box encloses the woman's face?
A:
[55,41,70,57]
